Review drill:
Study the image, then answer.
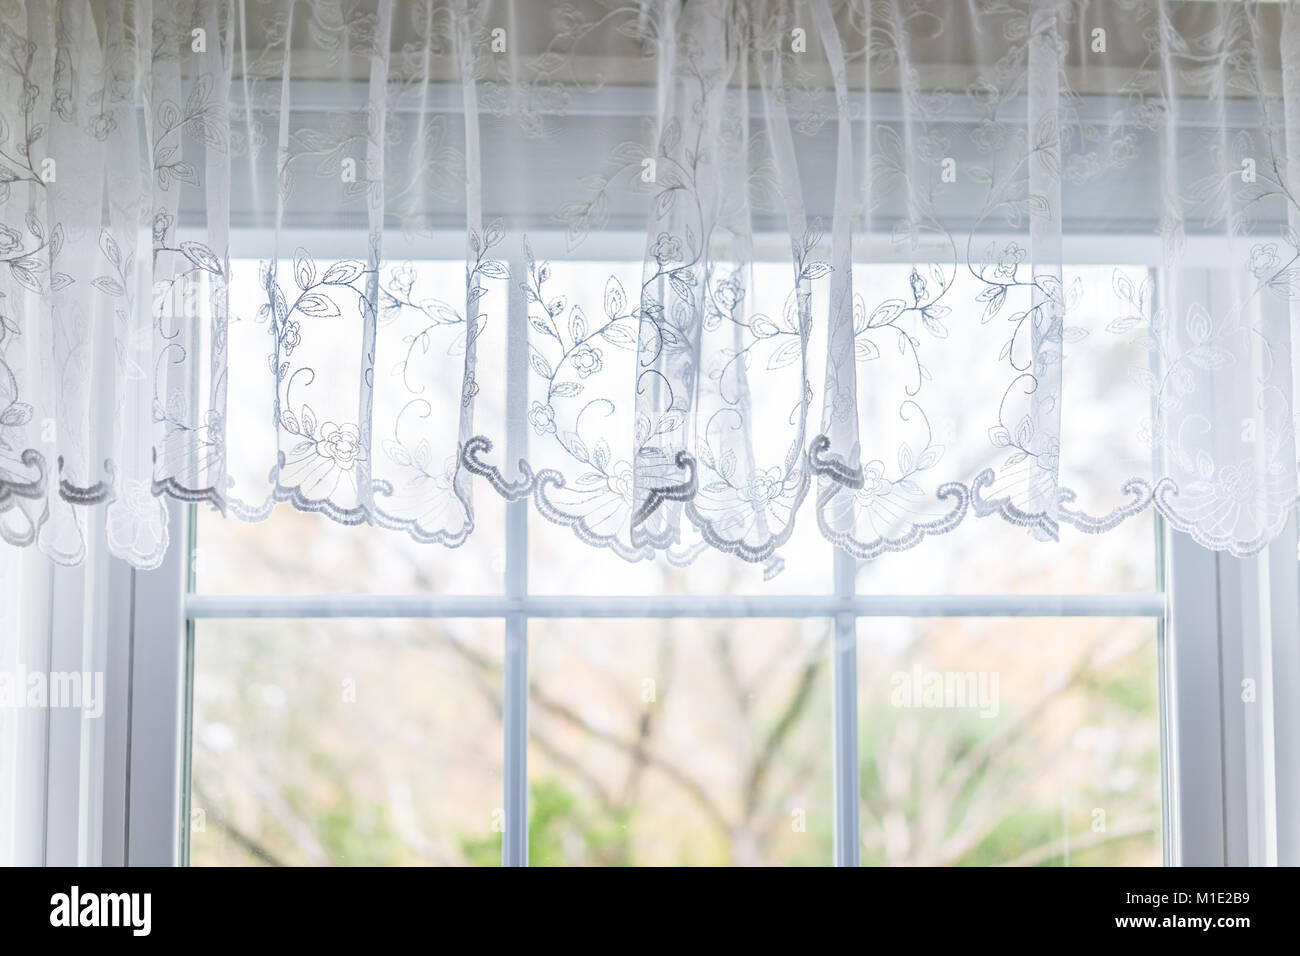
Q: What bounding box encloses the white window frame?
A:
[104,509,1298,867]
[96,239,1298,868]
[1163,520,1300,866]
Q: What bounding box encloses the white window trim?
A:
[95,240,1293,867]
[1163,518,1300,866]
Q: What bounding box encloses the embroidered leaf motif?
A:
[180,241,223,275]
[298,293,340,318]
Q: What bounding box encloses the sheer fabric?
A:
[2,0,1299,569]
[0,534,114,865]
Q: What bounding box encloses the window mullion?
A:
[832,546,860,866]
[501,252,530,867]
[502,500,528,867]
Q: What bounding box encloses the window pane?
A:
[856,617,1161,866]
[194,501,505,594]
[529,512,833,595]
[190,619,503,866]
[855,514,1157,595]
[528,618,831,865]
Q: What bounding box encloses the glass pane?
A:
[856,617,1162,866]
[190,619,503,866]
[528,618,832,865]
[855,513,1157,595]
[529,510,833,595]
[195,501,505,594]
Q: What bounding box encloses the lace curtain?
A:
[1,0,1299,570]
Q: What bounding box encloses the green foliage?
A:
[460,778,633,866]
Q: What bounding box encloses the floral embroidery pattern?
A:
[2,0,1299,569]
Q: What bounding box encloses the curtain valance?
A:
[2,0,1299,569]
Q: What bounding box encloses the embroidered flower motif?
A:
[970,119,1004,153]
[572,344,603,378]
[854,461,893,507]
[88,113,116,141]
[909,267,929,303]
[1064,152,1102,185]
[715,278,741,312]
[315,422,363,469]
[996,243,1025,279]
[1249,243,1281,280]
[707,276,744,330]
[0,224,23,256]
[517,109,546,139]
[462,372,479,408]
[830,389,855,425]
[1037,437,1061,474]
[1109,135,1138,165]
[528,401,556,436]
[106,479,167,564]
[651,232,682,266]
[967,81,1000,110]
[551,5,589,38]
[1214,461,1258,505]
[1134,103,1165,131]
[153,210,173,246]
[164,389,189,425]
[745,467,784,510]
[918,133,947,165]
[797,108,830,137]
[390,264,417,295]
[52,88,73,121]
[205,409,225,448]
[280,321,301,356]
[607,460,634,503]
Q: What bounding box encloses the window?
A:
[172,256,1167,867]
[8,1,1300,875]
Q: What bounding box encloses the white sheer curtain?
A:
[1,0,1299,571]
[0,530,117,866]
